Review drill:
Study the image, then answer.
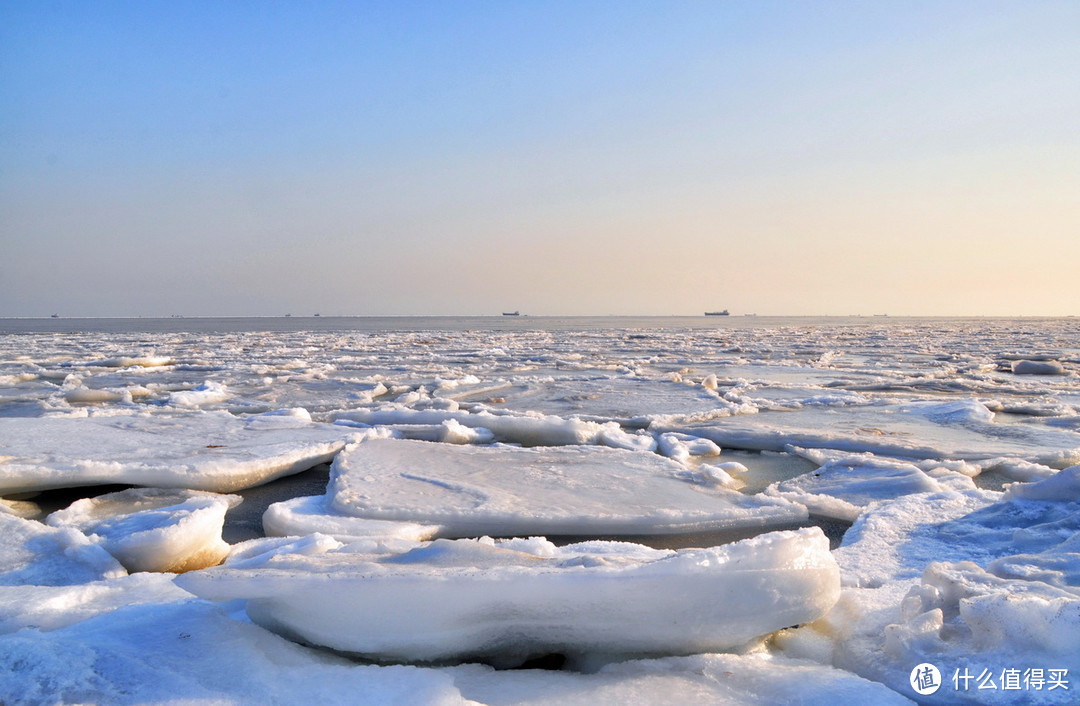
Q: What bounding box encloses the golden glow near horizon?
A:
[2,3,1077,317]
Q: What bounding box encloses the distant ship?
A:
[502,311,520,316]
[51,313,59,319]
[704,310,730,316]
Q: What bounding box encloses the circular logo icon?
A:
[910,663,942,695]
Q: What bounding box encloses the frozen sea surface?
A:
[1,316,1078,703]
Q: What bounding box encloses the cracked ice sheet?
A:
[834,466,1080,589]
[777,467,1080,703]
[657,398,1080,465]
[326,439,807,537]
[0,409,372,495]
[176,529,839,665]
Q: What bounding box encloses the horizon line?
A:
[2,313,1076,320]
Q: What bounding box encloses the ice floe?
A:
[0,410,371,494]
[47,488,242,573]
[765,454,977,522]
[325,439,807,538]
[177,528,840,666]
[655,431,723,466]
[333,407,611,446]
[657,398,1080,465]
[1013,359,1068,376]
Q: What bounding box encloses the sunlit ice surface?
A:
[0,316,1078,703]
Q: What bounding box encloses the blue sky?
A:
[2,1,1078,316]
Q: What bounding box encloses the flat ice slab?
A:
[327,439,807,537]
[0,410,370,494]
[177,528,840,664]
[47,488,242,573]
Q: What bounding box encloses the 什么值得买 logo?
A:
[910,663,941,695]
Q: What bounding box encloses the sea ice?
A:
[3,318,1079,702]
[333,407,610,446]
[655,431,722,466]
[176,528,840,665]
[446,375,744,426]
[0,410,371,494]
[326,439,807,537]
[0,599,466,705]
[1012,359,1068,376]
[778,466,1080,702]
[263,494,441,542]
[0,572,188,635]
[0,497,41,519]
[0,512,125,587]
[83,356,175,368]
[887,558,1080,665]
[831,489,1004,588]
[657,398,1080,465]
[449,651,914,704]
[334,419,494,445]
[164,380,232,407]
[47,488,242,573]
[764,454,976,522]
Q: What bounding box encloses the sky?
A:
[2,1,1078,317]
